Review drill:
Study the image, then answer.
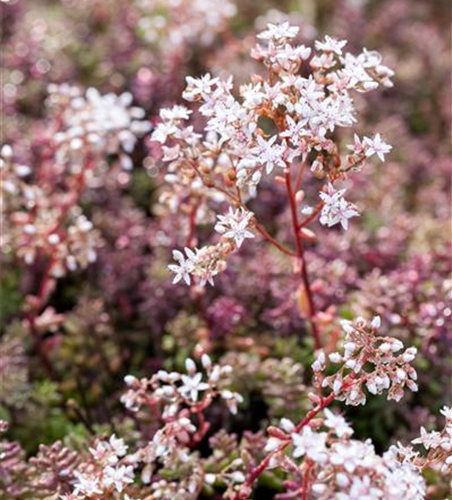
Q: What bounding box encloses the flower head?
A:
[363,133,392,161]
[257,22,299,42]
[251,135,286,174]
[319,184,359,230]
[214,208,254,248]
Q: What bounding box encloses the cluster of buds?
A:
[64,435,134,499]
[47,83,151,170]
[313,316,418,405]
[151,22,393,288]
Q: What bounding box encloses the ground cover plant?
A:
[0,0,451,499]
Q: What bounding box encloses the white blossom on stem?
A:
[363,133,392,161]
[214,208,254,248]
[319,184,359,230]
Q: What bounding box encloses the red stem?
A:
[26,255,58,380]
[294,161,306,193]
[255,222,298,257]
[298,203,324,229]
[25,156,94,378]
[301,461,313,500]
[284,168,321,350]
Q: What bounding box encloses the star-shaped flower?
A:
[363,133,392,161]
[319,184,359,230]
[168,248,195,285]
[179,373,209,402]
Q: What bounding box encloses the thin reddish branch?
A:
[25,155,94,378]
[186,156,321,350]
[254,222,298,257]
[298,202,324,229]
[294,160,306,193]
[301,461,313,500]
[26,254,58,380]
[186,159,298,257]
[284,167,321,350]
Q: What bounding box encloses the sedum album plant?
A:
[128,21,449,499]
[1,5,450,500]
[153,22,392,349]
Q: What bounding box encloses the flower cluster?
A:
[1,3,450,500]
[47,84,151,170]
[153,22,392,288]
[53,355,244,499]
[169,243,233,286]
[260,412,426,500]
[313,316,418,405]
[121,354,243,415]
[411,406,452,475]
[69,435,134,498]
[318,183,359,230]
[168,208,255,286]
[220,315,421,499]
[1,145,98,277]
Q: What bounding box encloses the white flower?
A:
[265,436,285,452]
[251,135,286,174]
[221,389,244,414]
[183,74,219,101]
[73,472,103,496]
[205,473,216,485]
[103,465,134,493]
[280,115,308,146]
[315,36,347,55]
[152,121,178,143]
[257,22,299,42]
[440,406,452,420]
[109,435,128,457]
[363,133,392,161]
[179,372,209,402]
[319,184,359,230]
[324,409,353,438]
[291,426,328,463]
[160,105,192,122]
[275,44,312,70]
[168,248,195,285]
[312,350,326,372]
[412,427,442,450]
[347,133,366,155]
[214,208,254,248]
[371,316,381,329]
